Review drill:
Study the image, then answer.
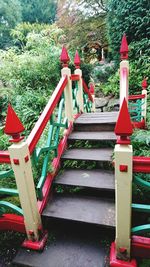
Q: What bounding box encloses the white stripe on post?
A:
[120,60,129,107]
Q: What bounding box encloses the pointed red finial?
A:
[74,51,81,69]
[120,34,129,60]
[4,104,25,142]
[89,83,95,94]
[60,46,70,67]
[142,79,148,89]
[115,98,133,144]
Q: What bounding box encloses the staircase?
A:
[13,112,118,267]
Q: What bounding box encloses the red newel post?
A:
[4,104,25,142]
[74,50,81,69]
[60,46,70,68]
[120,34,129,60]
[110,98,137,266]
[115,98,133,145]
[61,46,74,121]
[142,79,148,90]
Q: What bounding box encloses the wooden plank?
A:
[13,228,107,267]
[54,169,115,191]
[42,194,115,227]
[61,148,113,162]
[68,131,116,141]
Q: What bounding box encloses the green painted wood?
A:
[0,188,18,196]
[134,176,150,190]
[0,201,23,215]
[132,224,150,234]
[132,203,150,213]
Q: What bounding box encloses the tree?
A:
[57,0,108,58]
[107,0,150,57]
[20,0,57,24]
[0,0,22,48]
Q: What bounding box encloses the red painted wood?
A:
[27,76,68,154]
[110,242,137,267]
[132,235,150,259]
[70,74,80,81]
[0,151,10,164]
[74,50,81,68]
[0,214,25,233]
[120,34,129,60]
[133,156,150,173]
[89,84,95,94]
[115,98,133,137]
[37,121,74,214]
[82,79,93,103]
[132,119,145,129]
[128,94,145,100]
[22,231,48,251]
[60,46,70,66]
[142,79,148,89]
[4,104,25,142]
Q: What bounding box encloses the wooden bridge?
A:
[0,35,150,267]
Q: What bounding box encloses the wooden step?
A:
[74,112,118,132]
[68,131,116,142]
[13,226,110,267]
[54,169,115,191]
[42,194,115,228]
[61,148,113,162]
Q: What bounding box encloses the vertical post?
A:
[60,46,74,122]
[89,83,95,112]
[114,98,133,261]
[9,141,42,241]
[4,105,42,243]
[120,34,129,107]
[74,51,84,112]
[141,79,148,122]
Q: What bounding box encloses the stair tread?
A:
[54,169,115,190]
[42,194,115,227]
[61,148,113,162]
[13,229,108,267]
[75,112,118,124]
[68,131,116,141]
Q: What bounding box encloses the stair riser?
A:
[74,124,115,132]
[42,215,115,230]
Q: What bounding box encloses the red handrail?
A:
[129,94,145,100]
[0,75,68,163]
[133,156,150,173]
[27,75,68,154]
[82,79,93,103]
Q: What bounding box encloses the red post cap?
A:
[4,104,25,142]
[89,83,95,94]
[142,79,148,89]
[60,46,70,67]
[120,34,129,60]
[74,50,81,69]
[115,98,133,144]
